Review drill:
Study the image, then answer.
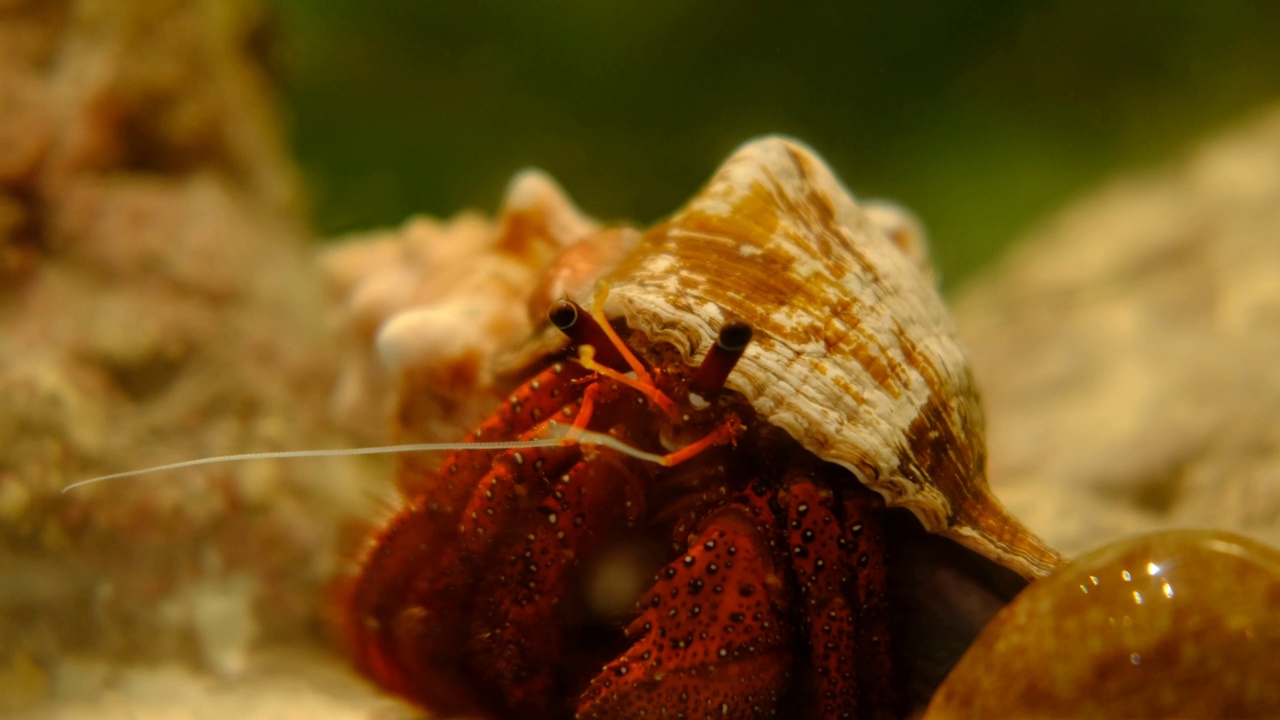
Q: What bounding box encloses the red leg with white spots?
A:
[468,450,646,717]
[345,430,583,717]
[577,498,794,719]
[782,470,895,719]
[343,365,588,717]
[396,361,588,509]
[842,489,894,717]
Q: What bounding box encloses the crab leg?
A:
[468,449,645,717]
[782,470,895,719]
[393,360,589,504]
[344,364,588,717]
[576,498,794,719]
[842,490,894,717]
[345,421,584,715]
[410,361,587,511]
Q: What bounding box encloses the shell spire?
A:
[599,137,1062,579]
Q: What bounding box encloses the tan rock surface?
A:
[5,648,417,720]
[0,2,399,716]
[956,104,1280,557]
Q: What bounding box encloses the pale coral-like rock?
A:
[320,170,600,457]
[0,2,381,716]
[9,648,420,720]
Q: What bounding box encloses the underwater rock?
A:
[925,530,1280,718]
[321,170,599,450]
[0,1,384,714]
[955,105,1280,556]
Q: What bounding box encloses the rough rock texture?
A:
[0,2,406,716]
[955,104,1280,558]
[4,648,418,720]
[321,170,599,450]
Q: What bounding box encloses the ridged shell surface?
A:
[599,137,1061,579]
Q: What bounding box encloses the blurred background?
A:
[270,1,1280,288]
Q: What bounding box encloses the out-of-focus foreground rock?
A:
[956,104,1280,557]
[0,2,407,717]
[924,529,1280,719]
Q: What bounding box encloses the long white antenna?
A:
[61,439,567,493]
[62,427,672,493]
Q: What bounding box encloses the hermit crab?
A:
[338,137,1064,719]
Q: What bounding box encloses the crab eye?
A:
[717,322,753,353]
[548,299,579,331]
[548,297,629,370]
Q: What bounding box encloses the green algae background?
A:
[271,1,1280,287]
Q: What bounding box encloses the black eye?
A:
[717,322,753,352]
[548,299,578,331]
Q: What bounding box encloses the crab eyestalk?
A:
[689,321,753,400]
[550,296,681,421]
[547,298,628,370]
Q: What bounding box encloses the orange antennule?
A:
[659,414,744,467]
[588,282,655,387]
[550,285,682,422]
[562,379,602,445]
[577,345,681,422]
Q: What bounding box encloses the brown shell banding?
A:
[598,137,1063,579]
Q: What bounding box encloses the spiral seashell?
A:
[572,136,1062,579]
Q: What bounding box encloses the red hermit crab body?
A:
[345,315,895,718]
[337,137,1063,719]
